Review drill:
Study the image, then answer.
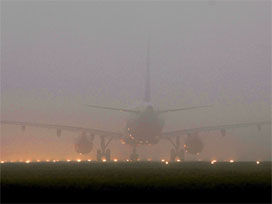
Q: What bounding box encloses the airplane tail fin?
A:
[144,36,151,103]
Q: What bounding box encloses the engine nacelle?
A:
[184,133,203,154]
[74,132,93,154]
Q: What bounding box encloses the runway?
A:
[1,161,271,203]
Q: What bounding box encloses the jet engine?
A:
[74,132,94,154]
[184,133,203,154]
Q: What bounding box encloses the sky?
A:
[1,1,271,161]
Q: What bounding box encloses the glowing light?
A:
[229,160,234,163]
[77,159,81,162]
[102,159,107,162]
[25,160,31,163]
[36,160,40,162]
[161,159,165,162]
[53,160,56,163]
[88,159,91,162]
[113,159,118,162]
[1,161,5,164]
[126,159,130,162]
[67,159,71,162]
[46,160,50,162]
[176,159,181,162]
[256,161,260,164]
[211,160,217,164]
[129,134,135,140]
[147,158,152,161]
[165,161,169,165]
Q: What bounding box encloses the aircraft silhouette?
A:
[1,42,270,161]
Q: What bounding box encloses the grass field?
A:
[1,161,271,203]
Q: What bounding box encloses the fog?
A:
[1,1,271,162]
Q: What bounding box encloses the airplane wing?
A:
[1,120,123,138]
[86,104,139,113]
[162,121,271,138]
[158,105,212,113]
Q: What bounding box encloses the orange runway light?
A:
[88,159,91,162]
[176,159,181,162]
[1,161,5,164]
[67,159,71,162]
[113,159,118,162]
[229,160,234,163]
[256,161,260,164]
[25,160,31,163]
[211,160,217,164]
[165,161,169,165]
[77,159,81,162]
[161,159,165,162]
[102,159,107,162]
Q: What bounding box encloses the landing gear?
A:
[167,136,185,162]
[105,149,111,161]
[130,144,138,161]
[97,149,102,161]
[170,149,176,162]
[96,136,113,162]
[178,149,185,161]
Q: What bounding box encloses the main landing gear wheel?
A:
[96,149,111,162]
[167,136,186,162]
[170,149,185,162]
[96,136,113,162]
[130,144,138,161]
[97,150,102,161]
[170,149,176,162]
[130,153,138,161]
[177,149,185,161]
[105,149,111,161]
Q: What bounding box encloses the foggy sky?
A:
[1,1,271,161]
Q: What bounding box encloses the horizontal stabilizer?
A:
[86,104,139,113]
[158,105,212,113]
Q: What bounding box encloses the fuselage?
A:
[121,105,164,145]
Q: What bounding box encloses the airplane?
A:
[1,44,270,162]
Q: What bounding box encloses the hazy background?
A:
[1,1,271,161]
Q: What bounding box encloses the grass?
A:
[1,161,271,203]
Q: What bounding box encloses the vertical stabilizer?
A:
[144,37,151,103]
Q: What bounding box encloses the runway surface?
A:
[1,161,271,203]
